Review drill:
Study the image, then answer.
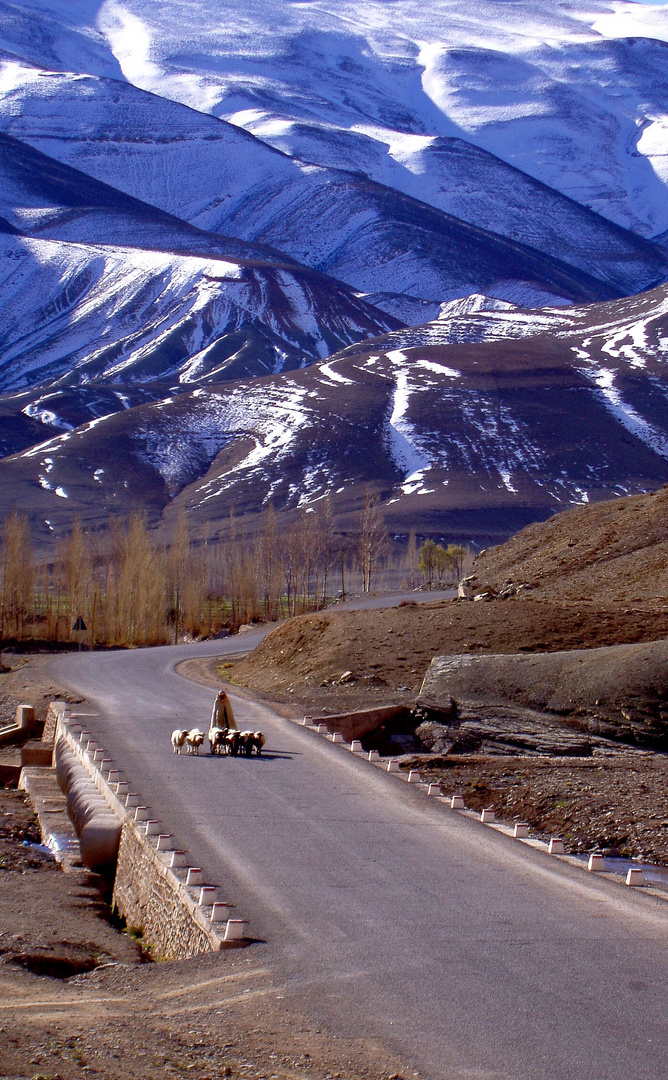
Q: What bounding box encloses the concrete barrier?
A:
[80,815,123,873]
[330,732,344,744]
[302,704,408,744]
[428,784,442,797]
[549,838,566,855]
[224,920,246,942]
[145,820,161,837]
[368,750,380,761]
[514,823,529,838]
[480,808,495,823]
[407,771,421,784]
[170,850,187,868]
[199,886,217,906]
[21,741,53,768]
[350,740,363,752]
[211,902,230,922]
[186,867,203,887]
[53,739,122,872]
[451,795,465,809]
[588,854,606,872]
[16,703,35,730]
[156,834,173,851]
[626,867,645,887]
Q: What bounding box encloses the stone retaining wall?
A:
[113,823,214,959]
[54,709,225,960]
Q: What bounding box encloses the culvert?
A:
[54,739,122,874]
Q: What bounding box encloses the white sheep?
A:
[171,729,188,754]
[186,728,205,755]
[223,729,240,756]
[252,731,266,755]
[208,727,226,755]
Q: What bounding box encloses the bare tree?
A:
[358,490,387,594]
[317,496,335,607]
[1,513,34,639]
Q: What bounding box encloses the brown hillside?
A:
[461,485,668,601]
[231,487,668,714]
[230,596,668,714]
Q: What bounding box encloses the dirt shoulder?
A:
[399,751,668,865]
[224,596,668,714]
[0,649,86,732]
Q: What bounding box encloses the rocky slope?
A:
[459,484,668,601]
[2,280,668,542]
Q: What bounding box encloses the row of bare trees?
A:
[0,498,469,648]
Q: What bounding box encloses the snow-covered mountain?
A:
[2,0,668,542]
[3,281,668,544]
[8,0,666,237]
[2,68,653,313]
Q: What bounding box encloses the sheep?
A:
[238,730,255,757]
[186,728,205,755]
[236,730,265,756]
[171,729,188,754]
[208,726,227,755]
[223,729,240,756]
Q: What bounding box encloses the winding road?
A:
[52,623,668,1080]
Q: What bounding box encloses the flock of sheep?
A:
[170,726,265,756]
[170,690,264,758]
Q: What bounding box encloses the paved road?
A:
[53,637,668,1080]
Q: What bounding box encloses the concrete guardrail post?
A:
[588,854,606,872]
[16,704,35,730]
[224,919,246,942]
[626,867,645,887]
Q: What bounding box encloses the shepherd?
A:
[210,689,236,731]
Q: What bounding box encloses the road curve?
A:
[52,637,668,1080]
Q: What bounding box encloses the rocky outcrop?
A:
[419,639,668,751]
